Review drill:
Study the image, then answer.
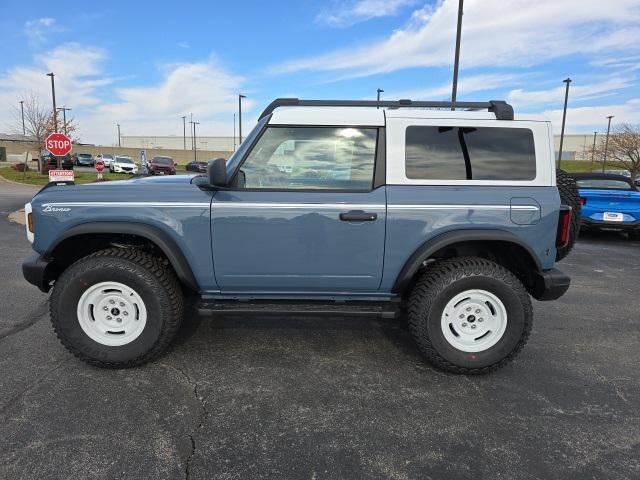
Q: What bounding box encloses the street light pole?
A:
[116,123,121,147]
[19,101,25,135]
[46,73,58,133]
[233,113,236,151]
[46,72,60,168]
[557,77,572,168]
[182,116,186,150]
[191,121,200,161]
[238,94,246,144]
[376,88,384,108]
[590,131,597,170]
[451,0,464,110]
[57,107,71,135]
[602,115,614,173]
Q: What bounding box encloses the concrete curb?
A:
[0,172,41,188]
[8,209,26,225]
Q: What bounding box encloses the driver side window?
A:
[235,126,377,190]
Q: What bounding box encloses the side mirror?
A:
[207,158,227,187]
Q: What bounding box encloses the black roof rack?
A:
[259,98,514,121]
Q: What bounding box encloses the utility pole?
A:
[46,72,60,168]
[602,115,614,173]
[57,107,71,135]
[590,131,597,170]
[182,116,186,150]
[233,113,236,151]
[19,101,25,135]
[190,113,194,150]
[116,123,121,147]
[190,121,200,161]
[450,0,464,110]
[557,77,571,168]
[238,94,246,144]
[376,88,384,108]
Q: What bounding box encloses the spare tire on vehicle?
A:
[556,169,581,261]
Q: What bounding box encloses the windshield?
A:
[103,154,113,159]
[225,115,271,176]
[152,157,173,165]
[576,179,633,190]
[78,154,92,158]
[115,157,133,164]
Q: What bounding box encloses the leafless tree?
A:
[596,124,640,183]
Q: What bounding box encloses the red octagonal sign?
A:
[45,133,72,156]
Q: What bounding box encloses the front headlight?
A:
[24,202,34,244]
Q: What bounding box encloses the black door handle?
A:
[339,210,377,222]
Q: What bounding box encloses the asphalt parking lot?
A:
[1,178,639,480]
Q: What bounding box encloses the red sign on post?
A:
[95,160,105,172]
[45,133,72,156]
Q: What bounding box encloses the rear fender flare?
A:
[392,229,542,294]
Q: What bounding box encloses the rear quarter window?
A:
[405,126,536,181]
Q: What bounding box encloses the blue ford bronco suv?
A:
[22,98,579,374]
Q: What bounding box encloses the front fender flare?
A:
[45,221,199,291]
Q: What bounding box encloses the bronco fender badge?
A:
[43,205,71,212]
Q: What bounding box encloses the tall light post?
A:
[46,72,60,167]
[557,77,572,168]
[450,0,464,110]
[238,94,246,144]
[590,131,597,170]
[116,123,121,147]
[602,115,614,173]
[182,116,186,150]
[376,88,384,108]
[190,121,200,161]
[57,106,71,135]
[233,113,236,151]
[19,100,25,135]
[46,73,58,133]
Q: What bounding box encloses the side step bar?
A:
[197,300,400,319]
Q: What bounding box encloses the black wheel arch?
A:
[44,221,199,291]
[392,229,543,295]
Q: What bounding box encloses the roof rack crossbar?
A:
[259,98,514,120]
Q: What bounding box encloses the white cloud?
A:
[542,99,640,134]
[388,73,528,100]
[24,18,63,45]
[0,44,245,145]
[81,58,247,144]
[275,0,640,77]
[317,0,417,27]
[508,77,637,109]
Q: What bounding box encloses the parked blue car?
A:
[573,173,640,240]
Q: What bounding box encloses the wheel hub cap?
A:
[441,289,508,352]
[77,281,147,346]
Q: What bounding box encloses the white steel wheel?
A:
[76,281,148,346]
[441,289,508,353]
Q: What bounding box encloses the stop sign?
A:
[95,159,105,172]
[45,133,72,156]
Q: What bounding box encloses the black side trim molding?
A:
[392,229,542,294]
[45,222,199,291]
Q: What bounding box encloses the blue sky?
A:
[1,0,639,145]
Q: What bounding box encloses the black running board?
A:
[197,299,400,319]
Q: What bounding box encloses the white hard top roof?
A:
[269,106,548,126]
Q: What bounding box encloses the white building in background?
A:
[120,133,599,160]
[121,135,235,152]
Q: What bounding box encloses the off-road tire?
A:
[408,257,533,374]
[50,248,184,368]
[556,169,581,261]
